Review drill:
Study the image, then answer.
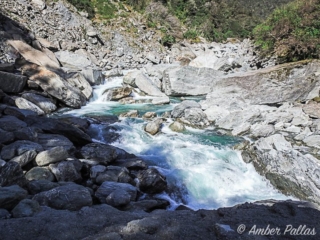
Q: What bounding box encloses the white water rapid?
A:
[65,76,291,210]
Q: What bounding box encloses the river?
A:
[63,75,290,210]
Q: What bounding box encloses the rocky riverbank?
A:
[1,0,320,239]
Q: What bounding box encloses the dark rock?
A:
[21,93,57,114]
[0,115,27,132]
[25,116,92,145]
[85,114,118,125]
[14,127,38,141]
[57,116,90,131]
[0,162,28,187]
[138,168,167,194]
[95,181,137,204]
[105,189,131,207]
[37,133,74,151]
[12,199,41,218]
[95,166,133,185]
[125,199,170,212]
[25,167,55,182]
[35,146,69,166]
[0,208,11,219]
[0,185,28,210]
[0,71,27,93]
[1,140,43,160]
[10,150,37,167]
[80,143,133,165]
[0,129,15,144]
[49,160,82,182]
[0,63,15,73]
[28,180,59,195]
[4,106,37,120]
[33,183,92,211]
[90,165,107,179]
[114,158,148,170]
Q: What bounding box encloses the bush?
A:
[253,0,320,62]
[66,0,95,19]
[161,34,176,47]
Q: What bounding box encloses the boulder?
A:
[152,96,170,105]
[35,146,69,166]
[15,97,45,115]
[119,110,139,118]
[169,121,185,132]
[103,87,132,101]
[37,133,74,151]
[0,185,28,210]
[180,108,209,128]
[105,189,131,207]
[144,119,162,135]
[0,71,27,93]
[303,101,320,119]
[8,40,60,69]
[4,107,37,120]
[0,63,14,73]
[171,100,201,118]
[55,51,92,69]
[14,127,38,141]
[95,181,137,203]
[0,116,27,132]
[95,166,133,185]
[137,168,167,194]
[163,66,220,96]
[10,150,37,167]
[25,116,92,145]
[303,135,320,149]
[114,158,148,170]
[1,140,43,160]
[66,72,92,99]
[123,71,138,87]
[48,160,82,182]
[21,64,86,108]
[12,199,41,218]
[0,162,27,188]
[21,93,57,114]
[0,209,10,219]
[142,112,157,119]
[0,129,15,144]
[81,68,103,86]
[80,143,132,165]
[33,184,92,211]
[146,52,160,64]
[27,180,59,195]
[25,167,55,182]
[135,73,166,97]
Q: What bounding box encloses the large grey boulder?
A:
[0,71,27,93]
[21,93,57,114]
[12,199,41,218]
[80,143,133,165]
[81,68,103,86]
[0,162,27,188]
[105,189,131,207]
[35,146,69,166]
[163,66,221,96]
[66,72,92,100]
[27,180,59,195]
[123,71,138,87]
[171,100,201,118]
[95,181,137,204]
[33,184,92,211]
[242,134,320,205]
[169,121,185,132]
[135,73,166,97]
[55,51,92,69]
[1,140,43,160]
[0,115,27,132]
[0,185,28,210]
[15,97,45,115]
[21,64,86,108]
[8,40,60,70]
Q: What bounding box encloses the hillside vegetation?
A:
[253,0,320,62]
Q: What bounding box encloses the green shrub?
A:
[66,0,95,19]
[161,34,176,47]
[253,0,320,62]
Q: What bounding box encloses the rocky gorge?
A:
[0,0,320,239]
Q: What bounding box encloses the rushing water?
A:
[65,76,290,210]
